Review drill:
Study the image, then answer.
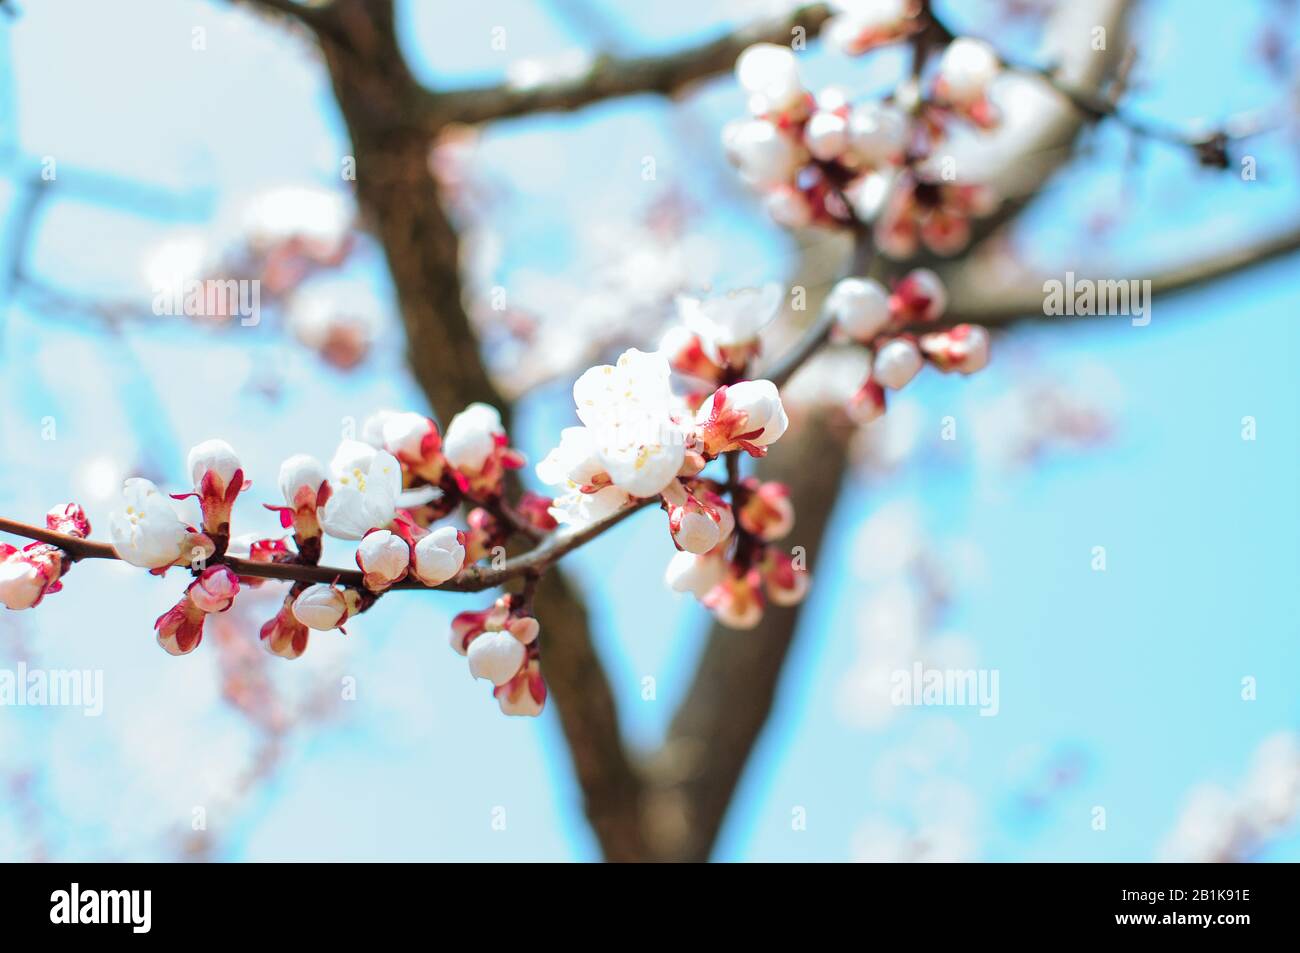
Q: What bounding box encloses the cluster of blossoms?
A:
[0,400,556,716]
[1,272,984,708]
[825,267,989,422]
[536,285,807,630]
[723,4,1003,256]
[0,505,90,611]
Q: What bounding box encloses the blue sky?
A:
[0,0,1296,861]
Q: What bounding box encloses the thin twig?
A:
[421,4,833,127]
[0,500,653,595]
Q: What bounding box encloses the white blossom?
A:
[572,349,686,498]
[319,445,401,540]
[535,426,607,489]
[676,284,783,365]
[109,478,194,569]
[360,409,401,448]
[547,485,632,530]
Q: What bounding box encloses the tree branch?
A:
[423,4,832,126]
[0,497,655,594]
[940,220,1300,328]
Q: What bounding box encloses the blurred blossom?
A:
[142,233,211,299]
[1160,732,1300,862]
[474,219,719,394]
[286,278,381,370]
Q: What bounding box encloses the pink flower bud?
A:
[694,380,789,458]
[292,583,357,632]
[380,412,445,483]
[507,615,540,645]
[155,597,207,656]
[189,565,240,614]
[444,403,525,498]
[763,548,810,607]
[412,525,466,587]
[920,209,971,257]
[738,480,795,542]
[722,119,805,188]
[920,324,990,374]
[673,509,721,555]
[494,658,547,717]
[278,454,326,512]
[765,185,815,228]
[467,629,528,686]
[450,606,492,655]
[462,508,506,563]
[517,492,559,534]
[184,438,248,535]
[260,595,310,660]
[703,569,765,630]
[0,544,65,610]
[660,325,725,383]
[890,268,947,324]
[46,503,90,539]
[849,376,887,423]
[355,529,411,591]
[449,595,517,655]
